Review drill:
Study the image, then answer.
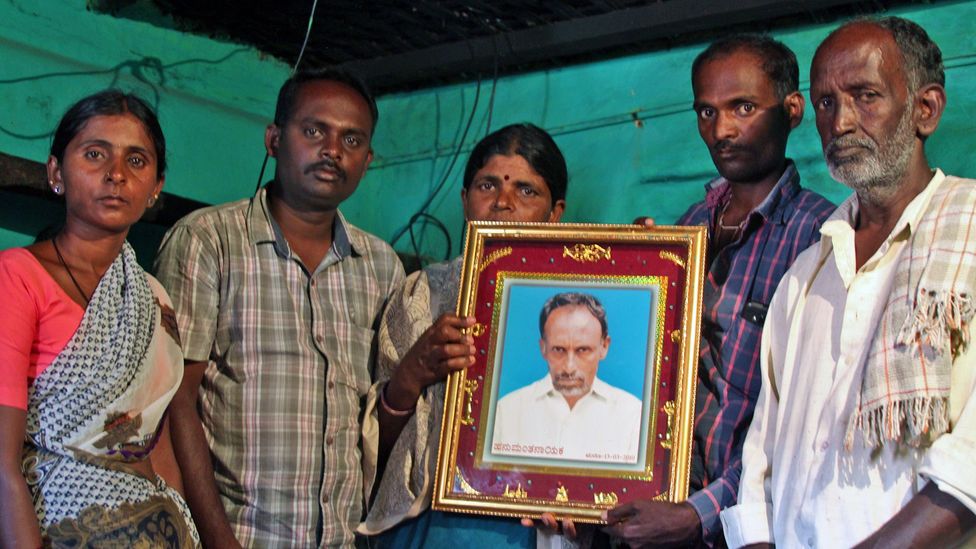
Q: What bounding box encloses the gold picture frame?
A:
[432,221,706,523]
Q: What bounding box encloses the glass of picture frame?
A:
[432,221,706,523]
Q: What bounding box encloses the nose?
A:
[714,110,738,142]
[321,132,342,159]
[105,155,126,184]
[830,97,857,138]
[563,351,579,373]
[492,183,515,211]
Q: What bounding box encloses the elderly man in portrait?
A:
[721,17,976,548]
[491,292,643,464]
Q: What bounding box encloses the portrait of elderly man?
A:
[491,291,643,464]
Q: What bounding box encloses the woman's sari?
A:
[22,243,199,547]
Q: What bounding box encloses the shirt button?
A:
[326,435,334,445]
[328,381,335,389]
[310,279,316,287]
[315,335,323,344]
[821,441,829,451]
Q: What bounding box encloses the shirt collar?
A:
[246,184,363,260]
[703,160,801,225]
[817,169,946,274]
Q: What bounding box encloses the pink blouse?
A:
[0,248,84,410]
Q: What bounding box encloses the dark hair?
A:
[692,34,799,101]
[828,17,944,93]
[462,123,568,204]
[50,90,166,177]
[539,292,608,339]
[274,67,379,131]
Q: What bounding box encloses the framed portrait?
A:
[432,221,707,523]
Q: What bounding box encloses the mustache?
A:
[553,372,585,384]
[304,157,345,178]
[825,135,876,158]
[712,140,747,154]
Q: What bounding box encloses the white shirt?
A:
[490,375,643,464]
[721,171,976,548]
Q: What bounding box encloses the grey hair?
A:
[538,292,608,339]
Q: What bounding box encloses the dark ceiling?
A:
[96,0,932,94]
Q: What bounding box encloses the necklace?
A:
[717,200,747,232]
[53,236,91,306]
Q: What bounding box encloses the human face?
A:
[540,305,609,406]
[47,113,164,237]
[265,80,374,211]
[810,25,917,201]
[461,154,564,223]
[693,49,799,184]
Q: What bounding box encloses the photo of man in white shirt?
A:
[490,292,643,464]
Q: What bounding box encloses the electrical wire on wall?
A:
[389,40,501,266]
[251,0,320,196]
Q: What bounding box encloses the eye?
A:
[303,127,320,138]
[857,91,880,103]
[343,135,363,148]
[518,184,540,197]
[814,96,834,111]
[735,103,756,116]
[475,180,495,192]
[83,150,104,160]
[697,107,716,120]
[127,156,147,168]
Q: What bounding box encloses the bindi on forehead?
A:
[504,174,510,181]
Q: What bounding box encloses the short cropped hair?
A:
[830,17,944,93]
[273,67,379,131]
[51,89,166,177]
[539,292,608,339]
[692,34,799,101]
[463,123,568,204]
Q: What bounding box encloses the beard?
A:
[552,373,592,398]
[824,103,916,204]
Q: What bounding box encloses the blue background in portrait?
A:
[494,282,655,401]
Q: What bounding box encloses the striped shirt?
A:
[676,161,834,544]
[154,187,404,547]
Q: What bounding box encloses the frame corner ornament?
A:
[659,250,685,269]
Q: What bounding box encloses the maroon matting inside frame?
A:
[450,236,689,505]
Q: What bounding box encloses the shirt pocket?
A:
[331,324,375,398]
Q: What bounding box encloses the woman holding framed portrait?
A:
[360,123,568,548]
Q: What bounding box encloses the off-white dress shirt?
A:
[720,171,976,548]
[491,375,643,464]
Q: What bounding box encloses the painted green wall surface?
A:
[2,0,975,263]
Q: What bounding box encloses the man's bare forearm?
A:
[855,483,976,549]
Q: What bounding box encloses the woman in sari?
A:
[360,123,574,548]
[0,90,199,547]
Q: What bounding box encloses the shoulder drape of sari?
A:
[22,242,199,547]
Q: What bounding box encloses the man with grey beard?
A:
[720,17,976,548]
[490,292,642,464]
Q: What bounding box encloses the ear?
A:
[599,336,610,359]
[539,337,547,357]
[152,175,165,200]
[47,155,62,192]
[783,91,805,130]
[914,83,946,138]
[264,124,281,157]
[363,148,374,172]
[547,199,566,223]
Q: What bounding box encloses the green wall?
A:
[2,0,975,262]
